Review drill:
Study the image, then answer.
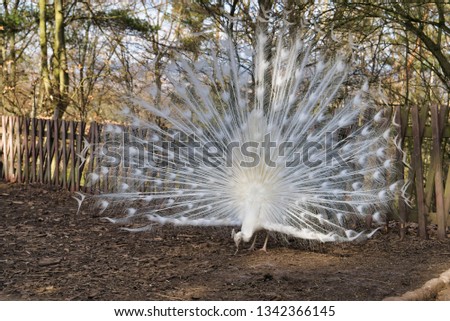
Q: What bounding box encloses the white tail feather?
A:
[89,31,403,249]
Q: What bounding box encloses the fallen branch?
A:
[384,268,450,300]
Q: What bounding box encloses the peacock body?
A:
[89,32,402,251]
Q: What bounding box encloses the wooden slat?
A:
[75,121,84,191]
[431,105,447,239]
[85,121,97,193]
[53,119,60,186]
[95,123,100,192]
[101,125,109,193]
[77,122,86,191]
[11,117,16,182]
[444,166,450,222]
[16,117,22,183]
[61,120,67,189]
[440,121,449,211]
[411,104,428,239]
[23,118,30,183]
[30,118,37,183]
[7,116,11,180]
[5,117,10,181]
[441,106,450,221]
[94,123,101,193]
[45,119,52,184]
[68,121,76,191]
[37,119,44,183]
[1,116,7,180]
[394,106,407,238]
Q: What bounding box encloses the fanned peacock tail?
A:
[87,32,403,250]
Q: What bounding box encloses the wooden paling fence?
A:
[0,112,449,237]
[0,116,100,192]
[0,116,160,194]
[393,104,449,239]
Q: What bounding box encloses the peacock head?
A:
[231,229,243,249]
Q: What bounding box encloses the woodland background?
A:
[1,1,448,121]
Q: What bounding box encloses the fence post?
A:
[23,118,30,183]
[411,104,428,239]
[431,105,447,239]
[1,116,7,180]
[53,119,60,186]
[394,106,407,239]
[30,118,37,183]
[68,121,75,191]
[16,117,23,183]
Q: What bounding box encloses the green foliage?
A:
[179,35,202,53]
[0,11,32,34]
[94,9,158,36]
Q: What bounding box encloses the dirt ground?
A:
[1,183,449,301]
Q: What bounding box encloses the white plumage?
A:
[91,32,401,251]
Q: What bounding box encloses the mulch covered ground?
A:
[1,183,449,300]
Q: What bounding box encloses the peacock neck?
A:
[239,198,263,242]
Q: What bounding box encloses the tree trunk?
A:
[0,21,6,111]
[38,0,51,117]
[1,1,18,114]
[53,0,69,119]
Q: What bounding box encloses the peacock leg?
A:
[247,234,258,251]
[260,232,269,252]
